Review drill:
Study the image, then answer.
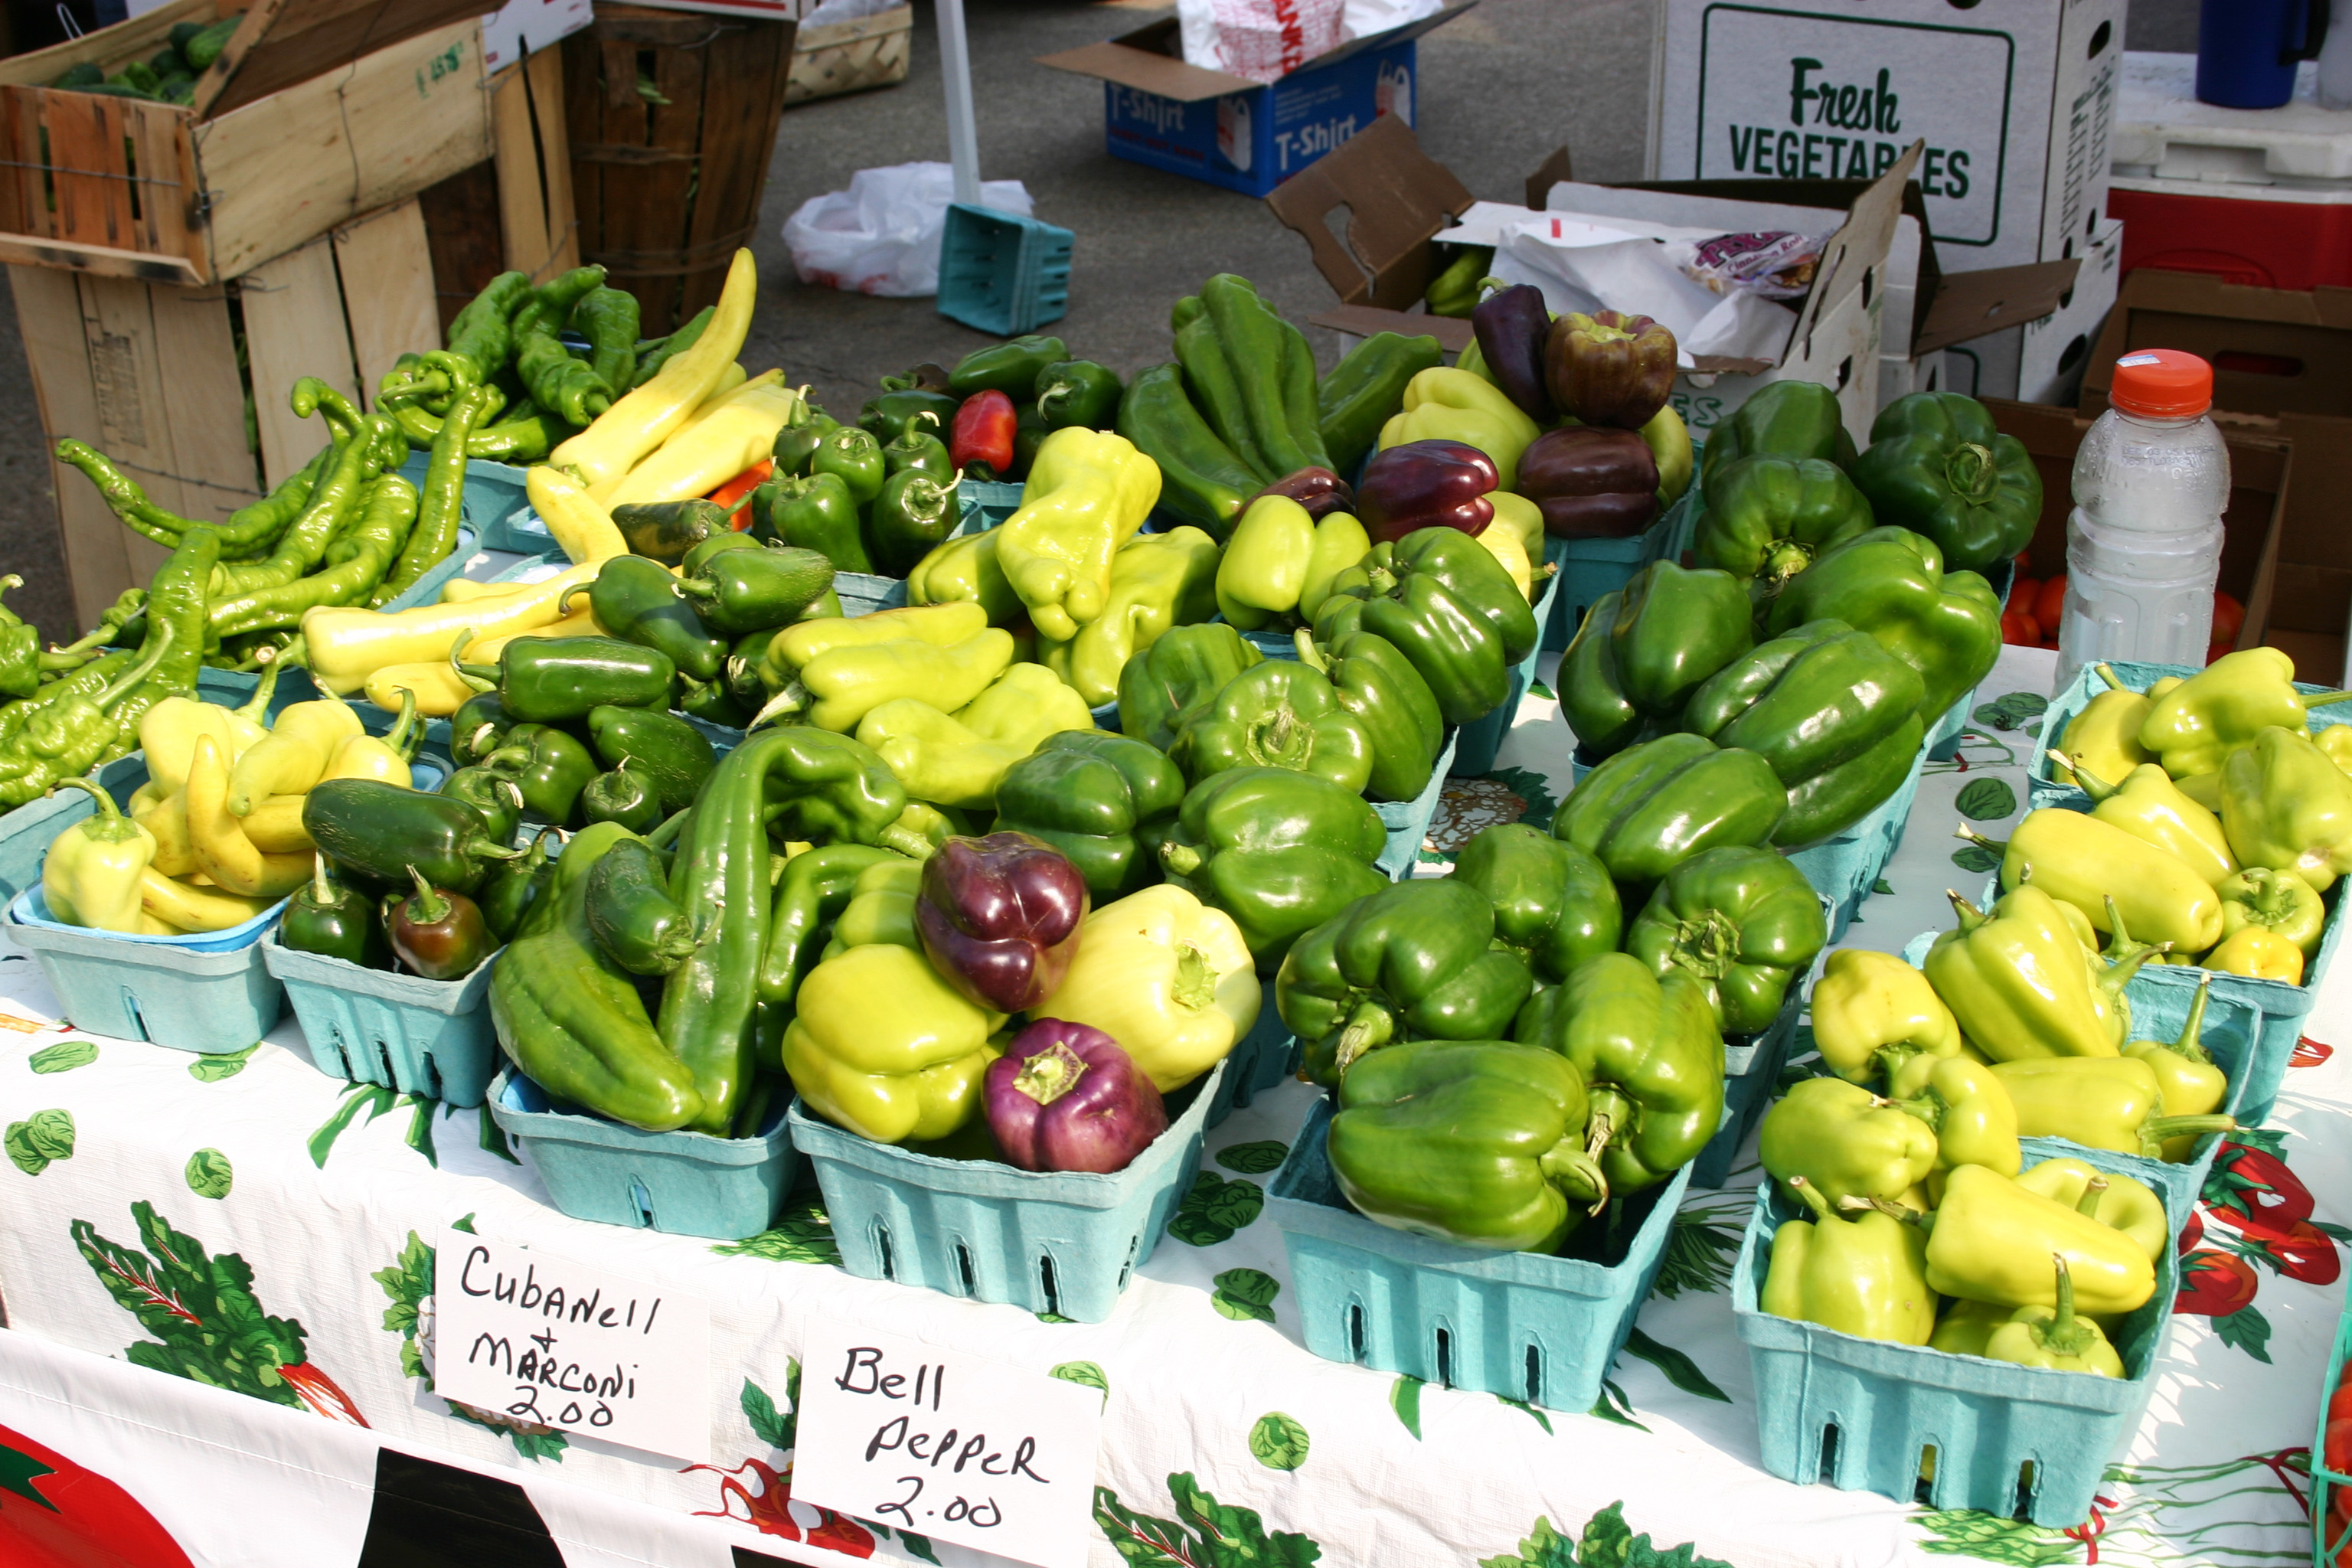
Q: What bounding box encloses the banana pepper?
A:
[1376,368,1541,491]
[856,701,1021,809]
[1042,527,1220,707]
[2139,648,2352,779]
[755,602,1014,733]
[1214,494,1315,630]
[2220,725,2352,893]
[550,248,755,488]
[1990,807,2223,952]
[1759,1076,1939,1209]
[1991,1054,2234,1160]
[2055,753,2237,886]
[1886,1053,2021,1184]
[995,427,1161,642]
[1909,1164,2157,1316]
[1811,949,1963,1083]
[1762,1175,1936,1346]
[956,662,1095,756]
[907,528,1023,626]
[2014,1158,2169,1263]
[1034,884,1260,1092]
[1925,887,2120,1060]
[2053,665,2158,786]
[1981,1256,2125,1377]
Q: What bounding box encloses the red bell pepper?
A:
[707,459,773,532]
[951,390,1018,477]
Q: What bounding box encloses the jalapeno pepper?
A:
[452,630,677,722]
[767,472,872,573]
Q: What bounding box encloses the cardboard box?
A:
[1984,398,2286,659]
[1035,3,1470,199]
[1945,214,2123,405]
[2078,268,2352,678]
[1648,0,2125,272]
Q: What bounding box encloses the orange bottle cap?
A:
[2112,350,2213,418]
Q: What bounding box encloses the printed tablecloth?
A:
[0,644,2342,1568]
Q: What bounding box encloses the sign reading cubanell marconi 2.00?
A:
[1655,2,2043,255]
[434,1232,713,1462]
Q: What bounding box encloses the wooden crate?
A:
[562,2,796,335]
[784,7,912,105]
[419,46,583,333]
[0,0,495,285]
[16,198,439,629]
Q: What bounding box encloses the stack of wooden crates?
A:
[1,0,583,631]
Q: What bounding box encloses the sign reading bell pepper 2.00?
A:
[1650,0,2124,271]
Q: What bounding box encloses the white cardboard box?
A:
[1648,0,2126,271]
[1945,214,2123,403]
[482,0,594,73]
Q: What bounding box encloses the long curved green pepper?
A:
[380,384,492,603]
[573,286,640,397]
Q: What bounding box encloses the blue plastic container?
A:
[488,1070,798,1240]
[1731,1142,2184,1526]
[1690,985,1808,1190]
[1452,567,1560,778]
[262,936,498,1106]
[2311,1304,2352,1566]
[1204,980,1296,1130]
[1924,558,2017,762]
[1267,1096,1688,1410]
[959,479,1025,531]
[443,459,541,554]
[937,204,1073,338]
[5,888,285,1053]
[1900,929,2264,1214]
[2027,657,2352,807]
[1543,488,1697,653]
[790,1059,1225,1321]
[0,753,149,908]
[1784,737,1929,945]
[1374,732,1455,879]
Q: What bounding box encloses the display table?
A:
[0,645,2341,1568]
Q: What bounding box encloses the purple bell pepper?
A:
[914,831,1089,1013]
[985,1019,1168,1174]
[1356,439,1498,544]
[1472,282,1556,424]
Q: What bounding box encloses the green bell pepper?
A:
[1851,393,2040,573]
[1157,766,1390,972]
[768,471,873,573]
[1296,629,1444,803]
[1171,658,1375,794]
[868,470,958,577]
[1328,1040,1606,1253]
[1451,823,1622,983]
[1282,879,1536,1085]
[1680,618,1927,847]
[1311,545,1509,728]
[1514,952,1723,1195]
[1625,844,1826,1034]
[949,335,1068,402]
[1551,733,1788,887]
[860,389,961,445]
[812,426,887,507]
[1567,561,1755,749]
[1690,455,1877,586]
[1116,622,1264,753]
[452,632,675,724]
[1385,526,1537,664]
[1316,331,1446,478]
[1697,378,1857,485]
[1763,527,2001,724]
[1034,361,1123,430]
[483,724,600,825]
[994,730,1186,900]
[584,704,716,815]
[570,554,727,682]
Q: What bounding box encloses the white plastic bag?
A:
[782,163,1033,298]
[1175,0,1347,83]
[1341,0,1442,42]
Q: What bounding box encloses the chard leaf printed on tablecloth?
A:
[1248,1412,1308,1471]
[1477,1514,1579,1568]
[371,1230,566,1459]
[27,1040,96,1073]
[1214,1140,1287,1175]
[1952,842,2003,874]
[1954,777,2017,822]
[1390,1375,1423,1440]
[1210,1268,1279,1324]
[184,1149,232,1199]
[1872,877,1893,896]
[1620,1328,1730,1403]
[188,1044,256,1082]
[1168,1171,1264,1246]
[0,1439,54,1510]
[1051,1361,1110,1407]
[711,1188,841,1266]
[1494,1396,1553,1436]
[1911,1508,2079,1565]
[308,1083,443,1169]
[1973,692,2047,733]
[6,1109,73,1175]
[1652,1198,1743,1298]
[478,1105,519,1165]
[1094,1472,1321,1566]
[1572,1500,1736,1568]
[75,1200,366,1426]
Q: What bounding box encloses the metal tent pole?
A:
[936,0,984,207]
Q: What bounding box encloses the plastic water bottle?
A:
[2056,350,2231,693]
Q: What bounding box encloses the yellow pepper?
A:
[2052,665,2154,786]
[2053,753,2237,886]
[995,428,1161,642]
[1376,367,1541,490]
[1475,521,1535,599]
[302,562,603,697]
[185,735,309,899]
[1032,884,1260,1092]
[856,700,1023,810]
[2204,926,2303,983]
[2318,724,2352,776]
[954,663,1094,756]
[137,870,274,933]
[134,790,197,877]
[1042,527,1221,707]
[238,795,314,856]
[599,377,799,510]
[757,604,1011,733]
[1297,511,1373,624]
[528,466,631,566]
[1992,807,2223,953]
[41,779,154,932]
[1811,948,1963,1084]
[1486,491,1547,563]
[551,248,756,488]
[780,941,1004,1145]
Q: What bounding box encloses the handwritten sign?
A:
[433,1231,710,1462]
[790,1317,1103,1568]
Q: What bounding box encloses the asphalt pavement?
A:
[0,0,2202,643]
